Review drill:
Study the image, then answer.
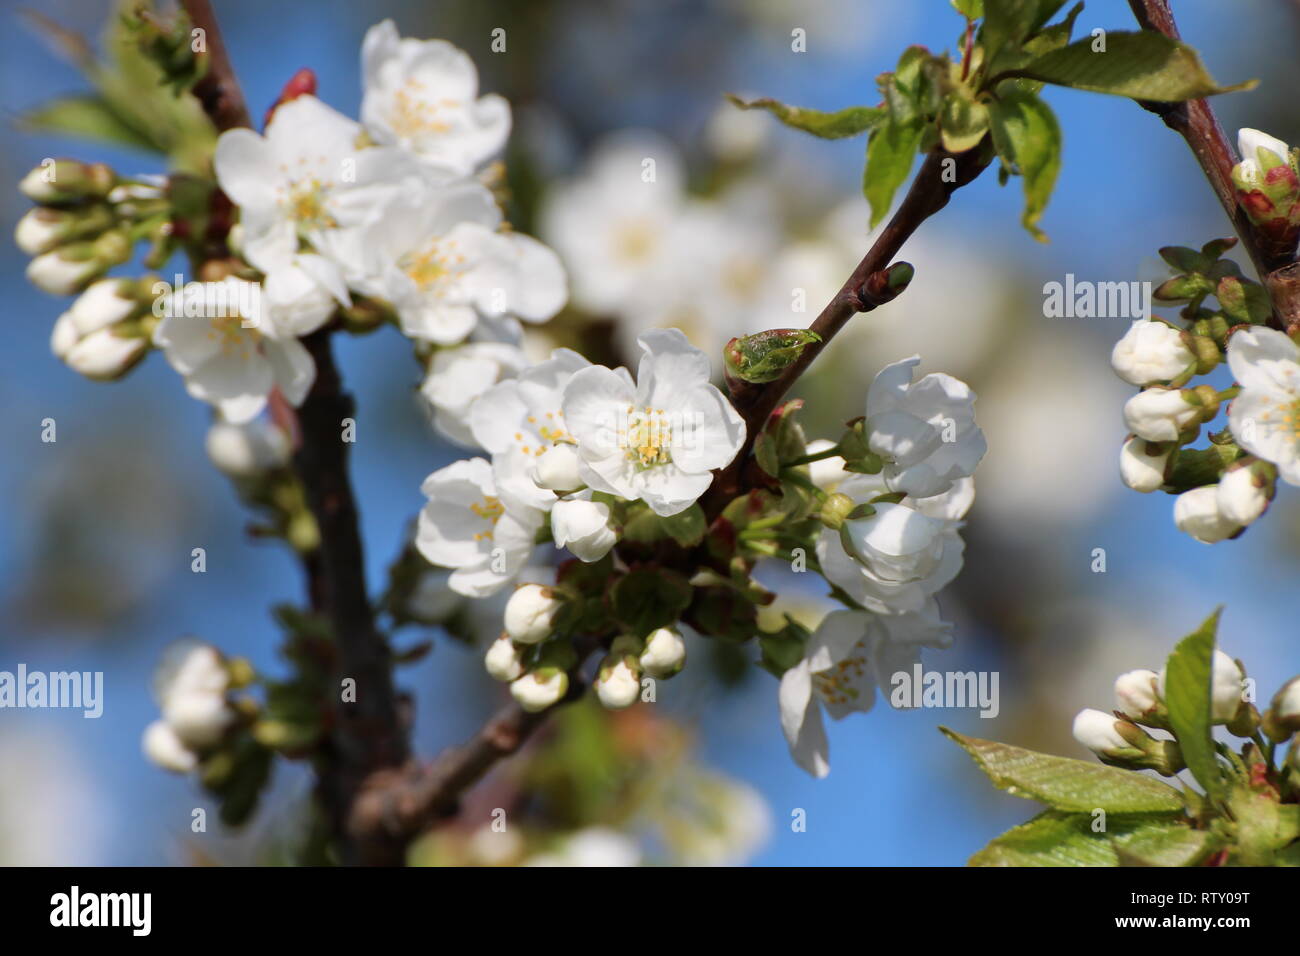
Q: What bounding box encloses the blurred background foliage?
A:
[1,0,1299,865]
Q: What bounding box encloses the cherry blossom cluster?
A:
[1113,129,1300,544]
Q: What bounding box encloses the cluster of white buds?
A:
[16,161,165,297]
[142,639,239,773]
[492,585,572,712]
[1072,648,1253,773]
[49,278,155,381]
[1171,460,1276,544]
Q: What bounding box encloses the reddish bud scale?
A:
[263,68,319,128]
[1265,164,1299,190]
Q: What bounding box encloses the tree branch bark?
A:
[180,0,252,133]
[1128,0,1297,319]
[706,146,989,516]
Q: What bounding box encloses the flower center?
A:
[614,219,657,263]
[812,648,868,706]
[402,239,466,294]
[514,411,568,457]
[469,495,504,541]
[206,316,259,359]
[390,80,459,138]
[620,405,673,469]
[285,177,336,232]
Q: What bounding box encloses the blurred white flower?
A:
[1226,327,1300,484]
[205,420,291,478]
[525,827,641,867]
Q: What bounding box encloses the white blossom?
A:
[152,639,233,750]
[361,20,510,175]
[153,278,315,424]
[864,356,986,498]
[1110,320,1193,386]
[1226,327,1300,484]
[561,329,745,517]
[421,341,528,447]
[415,457,542,597]
[780,605,952,777]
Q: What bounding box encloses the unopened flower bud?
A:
[1158,649,1245,724]
[1072,708,1135,757]
[50,315,147,381]
[804,439,848,490]
[1123,388,1200,442]
[550,496,617,562]
[1114,669,1161,719]
[27,247,102,296]
[1173,485,1241,544]
[503,584,563,644]
[1268,677,1300,735]
[531,443,583,492]
[19,160,115,203]
[1216,463,1273,526]
[15,204,113,255]
[510,667,569,712]
[1119,437,1169,493]
[484,634,526,682]
[204,420,291,477]
[639,626,686,678]
[819,492,855,530]
[142,720,197,773]
[163,692,234,749]
[1110,320,1194,386]
[594,654,641,709]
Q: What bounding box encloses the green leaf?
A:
[988,89,1060,241]
[609,567,692,635]
[971,809,1187,867]
[1003,32,1256,102]
[725,95,884,139]
[1217,276,1274,325]
[981,0,1068,69]
[1227,788,1300,865]
[864,116,924,228]
[1113,824,1219,866]
[659,503,707,548]
[939,89,990,153]
[1163,608,1226,800]
[952,0,984,19]
[754,432,781,478]
[942,728,1185,813]
[20,95,158,151]
[1158,245,1211,275]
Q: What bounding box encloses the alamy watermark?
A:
[0,664,103,718]
[1043,274,1151,320]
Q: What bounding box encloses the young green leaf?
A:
[1163,608,1226,801]
[939,90,990,153]
[1002,32,1256,101]
[980,0,1068,69]
[1112,824,1219,867]
[988,89,1060,241]
[942,728,1185,813]
[864,116,924,228]
[20,95,158,152]
[951,0,984,19]
[970,809,1187,867]
[725,95,884,139]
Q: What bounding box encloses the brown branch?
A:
[296,331,409,866]
[705,146,989,516]
[180,0,252,132]
[1128,0,1297,314]
[349,645,597,844]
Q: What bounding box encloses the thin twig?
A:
[706,146,989,515]
[180,0,252,132]
[1128,1,1297,300]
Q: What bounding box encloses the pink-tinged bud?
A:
[264,68,318,128]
